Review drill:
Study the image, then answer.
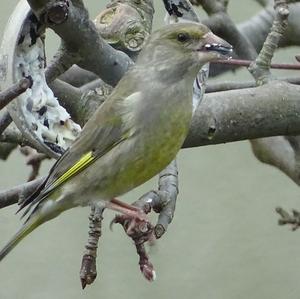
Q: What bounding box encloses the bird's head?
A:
[137,22,232,79]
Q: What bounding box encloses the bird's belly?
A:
[67,93,193,203]
[70,137,180,202]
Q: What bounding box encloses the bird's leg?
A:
[108,198,153,236]
[112,201,156,282]
[107,198,150,234]
[106,198,145,220]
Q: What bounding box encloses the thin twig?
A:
[206,76,300,93]
[215,58,300,70]
[0,111,12,136]
[276,207,300,230]
[0,143,17,160]
[245,0,300,189]
[0,78,32,110]
[80,203,104,289]
[0,127,31,147]
[20,146,50,182]
[200,0,257,61]
[248,0,290,83]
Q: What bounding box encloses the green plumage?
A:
[0,22,232,261]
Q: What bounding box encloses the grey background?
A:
[1,1,300,298]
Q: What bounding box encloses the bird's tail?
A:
[0,215,42,262]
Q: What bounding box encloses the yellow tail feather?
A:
[0,216,42,262]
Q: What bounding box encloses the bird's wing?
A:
[19,92,141,216]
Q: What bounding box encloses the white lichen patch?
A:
[14,28,81,155]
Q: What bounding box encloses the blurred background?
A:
[1,1,300,298]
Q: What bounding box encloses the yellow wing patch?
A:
[52,151,94,188]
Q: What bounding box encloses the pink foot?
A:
[105,198,156,280]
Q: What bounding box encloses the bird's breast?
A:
[72,80,194,200]
[104,83,193,196]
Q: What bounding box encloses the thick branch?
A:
[0,127,31,147]
[95,0,154,59]
[27,0,133,86]
[49,79,83,125]
[4,81,300,164]
[45,43,81,83]
[0,177,44,208]
[1,80,300,207]
[47,0,154,85]
[58,65,97,87]
[184,81,300,147]
[50,78,112,126]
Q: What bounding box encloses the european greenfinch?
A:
[0,22,232,260]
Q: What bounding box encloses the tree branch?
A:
[0,78,32,110]
[0,177,44,209]
[214,58,300,70]
[0,0,294,286]
[0,127,31,147]
[206,77,300,93]
[80,203,104,289]
[132,160,179,238]
[20,146,50,181]
[0,143,17,161]
[276,207,300,230]
[27,0,133,86]
[248,0,289,83]
[201,0,257,61]
[184,81,300,147]
[0,111,12,136]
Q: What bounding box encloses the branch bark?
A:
[0,78,32,110]
[1,80,300,205]
[0,0,296,286]
[206,76,300,93]
[0,111,12,136]
[184,81,300,147]
[80,203,104,289]
[0,177,44,209]
[27,0,133,86]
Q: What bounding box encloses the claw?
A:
[109,203,157,281]
[109,217,117,231]
[141,262,156,281]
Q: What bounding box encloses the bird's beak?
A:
[199,32,233,59]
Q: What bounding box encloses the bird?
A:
[0,22,232,261]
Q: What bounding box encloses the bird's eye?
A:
[177,33,190,43]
